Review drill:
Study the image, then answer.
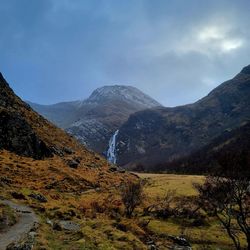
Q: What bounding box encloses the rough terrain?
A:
[0,200,38,250]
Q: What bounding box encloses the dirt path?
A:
[0,200,39,250]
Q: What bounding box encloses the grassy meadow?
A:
[1,168,247,249]
[137,173,205,197]
[137,173,247,250]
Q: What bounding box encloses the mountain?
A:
[1,73,162,249]
[26,101,80,129]
[29,85,161,155]
[153,120,250,175]
[0,72,131,195]
[115,65,250,170]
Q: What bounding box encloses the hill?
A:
[116,65,250,170]
[152,120,250,174]
[0,72,140,248]
[0,72,246,249]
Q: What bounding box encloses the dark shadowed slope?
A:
[153,121,250,174]
[116,65,250,170]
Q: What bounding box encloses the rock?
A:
[63,147,74,154]
[0,73,52,159]
[51,146,64,157]
[109,166,125,173]
[172,236,191,247]
[0,176,12,185]
[53,220,81,232]
[109,166,118,172]
[148,245,157,250]
[11,192,26,200]
[73,157,81,163]
[147,240,157,250]
[114,222,127,232]
[6,243,32,250]
[168,236,192,250]
[46,218,53,226]
[0,107,52,160]
[118,167,126,173]
[28,231,38,239]
[171,246,192,250]
[28,193,47,203]
[67,159,79,169]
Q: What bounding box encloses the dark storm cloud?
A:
[0,0,249,106]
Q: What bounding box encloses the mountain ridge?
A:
[29,85,161,155]
[153,120,250,175]
[115,65,250,170]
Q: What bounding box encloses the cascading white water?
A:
[107,130,119,164]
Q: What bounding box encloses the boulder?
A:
[109,166,118,172]
[67,160,79,169]
[63,147,74,154]
[53,220,81,232]
[169,236,192,250]
[28,193,47,203]
[11,192,26,200]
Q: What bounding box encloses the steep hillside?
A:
[0,72,246,249]
[29,85,161,155]
[0,74,179,250]
[0,72,131,193]
[116,65,250,170]
[1,73,159,249]
[152,121,250,174]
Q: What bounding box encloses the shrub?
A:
[120,180,144,218]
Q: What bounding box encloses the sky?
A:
[0,0,250,107]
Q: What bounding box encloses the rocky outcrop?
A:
[0,109,52,159]
[28,193,47,203]
[52,220,81,232]
[0,74,52,159]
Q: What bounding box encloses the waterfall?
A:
[107,130,119,164]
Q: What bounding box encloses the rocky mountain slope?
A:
[0,72,130,192]
[29,85,161,156]
[2,72,181,249]
[1,72,154,249]
[115,65,250,170]
[153,120,250,174]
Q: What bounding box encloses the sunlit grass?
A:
[137,172,205,197]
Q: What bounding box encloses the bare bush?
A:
[144,190,203,222]
[194,176,250,250]
[144,189,177,218]
[120,180,144,217]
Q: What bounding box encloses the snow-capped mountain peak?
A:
[86,85,161,108]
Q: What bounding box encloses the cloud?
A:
[196,24,245,54]
[0,0,249,106]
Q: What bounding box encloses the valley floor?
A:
[0,172,247,250]
[137,173,247,250]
